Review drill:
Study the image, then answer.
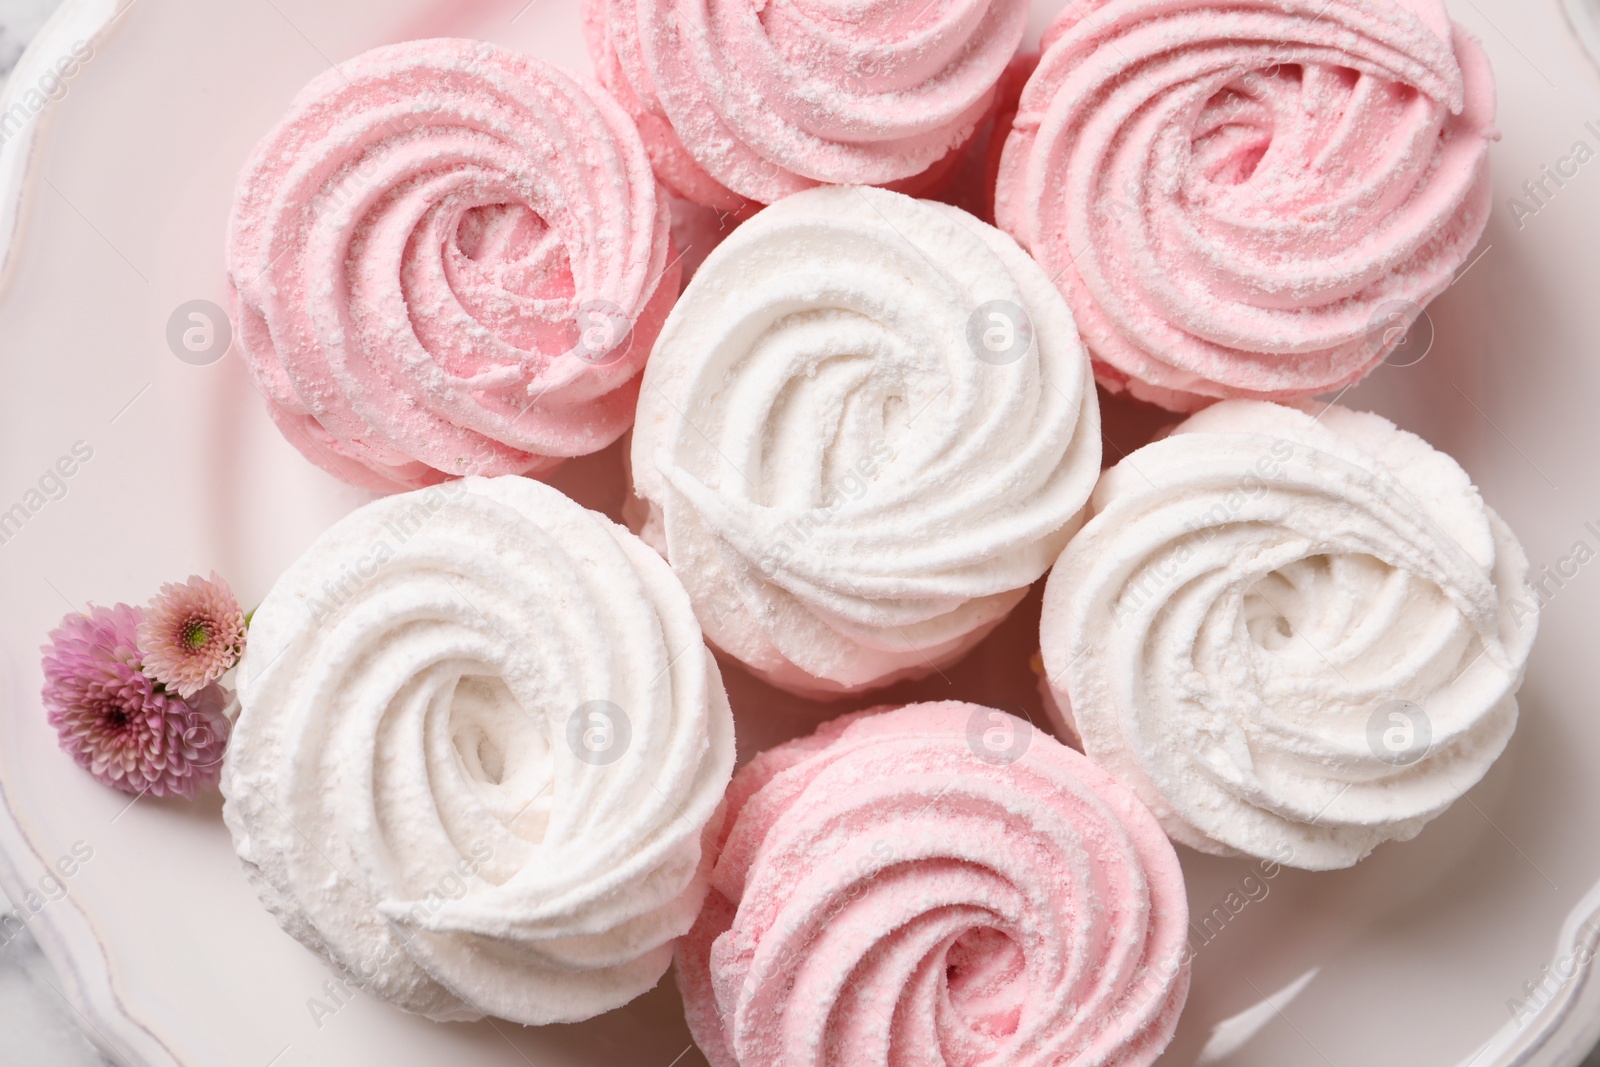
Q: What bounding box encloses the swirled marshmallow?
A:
[630,186,1102,695]
[221,476,735,1024]
[678,702,1190,1067]
[996,0,1496,410]
[227,39,679,492]
[1041,401,1537,869]
[584,0,1031,211]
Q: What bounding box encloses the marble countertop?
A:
[0,0,56,72]
[0,2,1595,1066]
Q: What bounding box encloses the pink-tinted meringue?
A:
[228,39,678,492]
[996,0,1496,411]
[678,701,1189,1067]
[584,0,1031,212]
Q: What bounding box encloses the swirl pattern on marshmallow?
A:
[678,702,1190,1067]
[631,186,1101,695]
[227,39,679,492]
[1041,402,1537,869]
[221,476,735,1024]
[584,0,1031,210]
[995,0,1496,410]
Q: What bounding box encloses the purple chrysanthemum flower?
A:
[137,572,246,698]
[42,603,230,799]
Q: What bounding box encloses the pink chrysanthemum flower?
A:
[137,572,246,698]
[42,604,231,799]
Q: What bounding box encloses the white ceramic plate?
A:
[2,0,1599,1064]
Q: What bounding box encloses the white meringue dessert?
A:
[631,185,1102,695]
[1040,401,1537,870]
[221,476,735,1024]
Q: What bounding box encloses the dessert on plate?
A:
[23,0,1538,1058]
[630,185,1101,695]
[221,476,735,1024]
[1040,401,1537,869]
[584,0,1031,212]
[996,0,1496,410]
[678,702,1190,1067]
[227,38,679,493]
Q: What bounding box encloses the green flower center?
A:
[181,619,212,652]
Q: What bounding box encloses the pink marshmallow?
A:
[227,39,679,492]
[677,701,1190,1067]
[585,0,1031,210]
[995,0,1496,411]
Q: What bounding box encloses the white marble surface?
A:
[0,1,1596,1065]
[0,0,57,72]
[0,895,107,1065]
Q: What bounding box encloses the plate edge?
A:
[0,644,180,1067]
[0,5,169,1057]
[0,0,126,294]
[1453,876,1600,1067]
